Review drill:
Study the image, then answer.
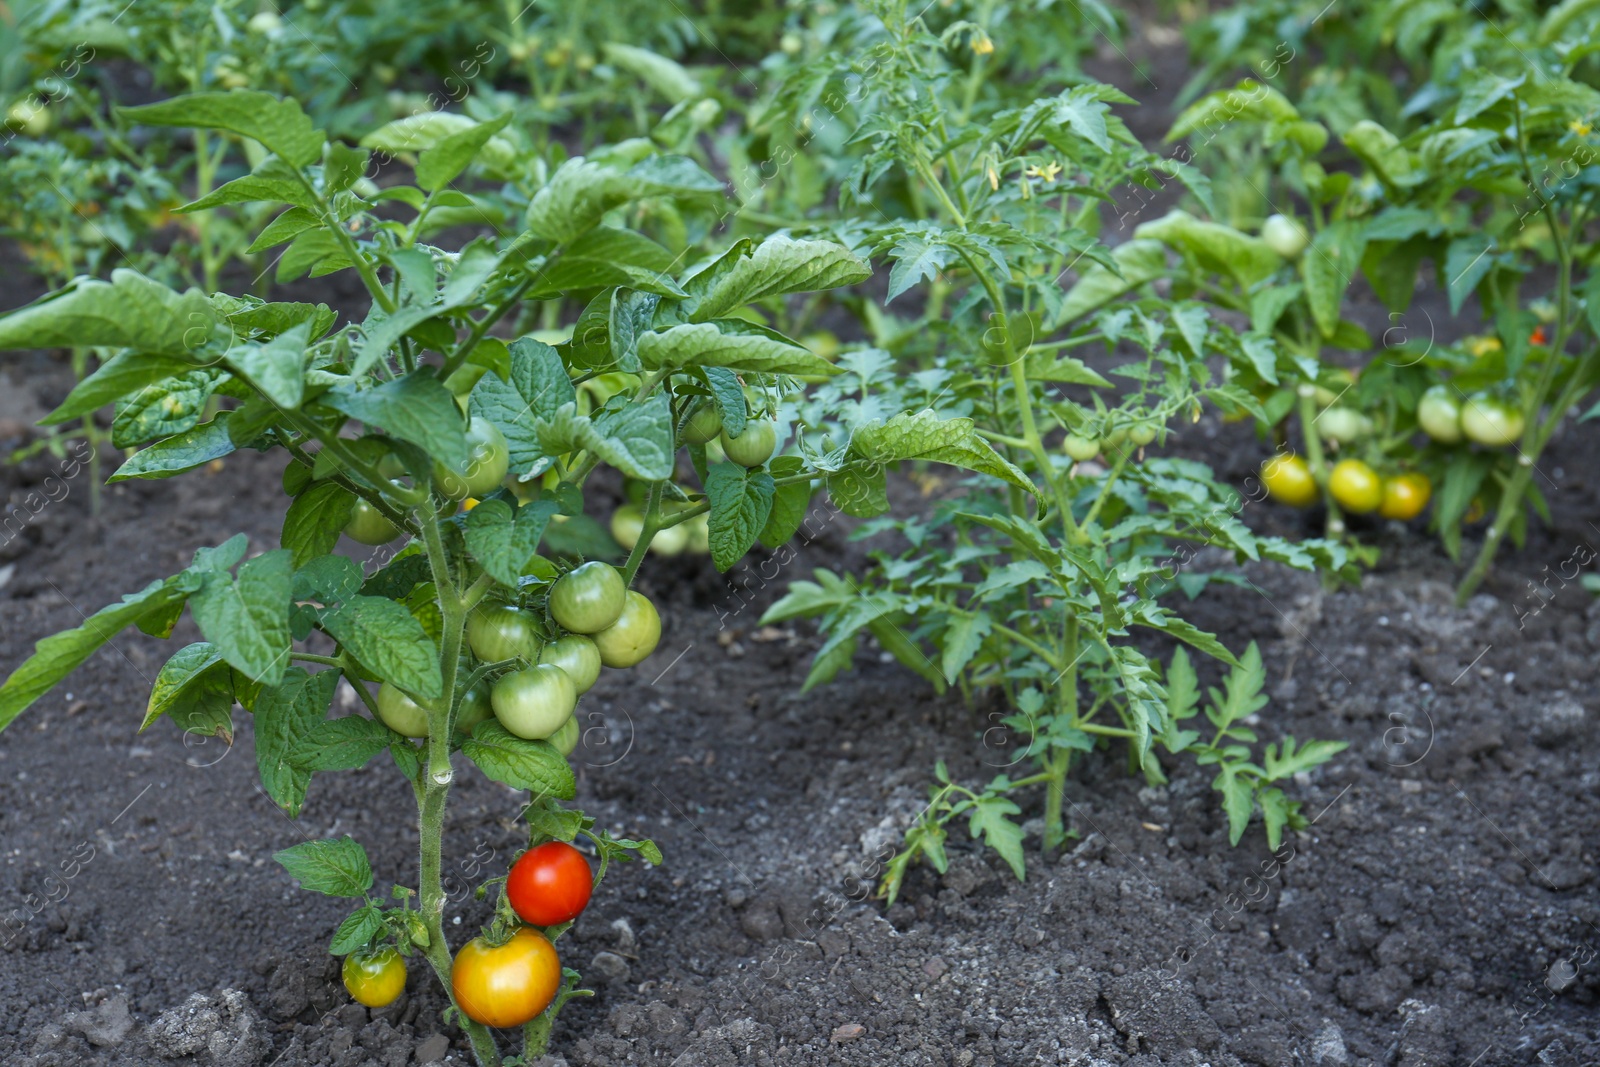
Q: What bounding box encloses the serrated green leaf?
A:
[1213,765,1254,846]
[683,236,870,322]
[601,42,701,102]
[0,270,217,360]
[109,413,238,482]
[525,154,723,242]
[848,409,1037,499]
[42,351,198,425]
[256,667,339,815]
[470,337,577,477]
[226,322,308,408]
[637,321,838,376]
[329,905,385,955]
[464,499,559,587]
[462,721,577,799]
[325,371,468,469]
[273,835,373,897]
[320,596,442,699]
[1134,210,1281,289]
[191,550,294,686]
[141,642,234,741]
[291,716,401,771]
[529,227,685,298]
[122,90,325,166]
[758,456,810,548]
[705,463,776,571]
[282,481,357,568]
[968,795,1026,881]
[941,612,992,684]
[416,112,512,192]
[535,395,676,481]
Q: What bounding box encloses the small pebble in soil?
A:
[830,1023,866,1043]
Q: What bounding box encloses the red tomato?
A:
[506,841,593,927]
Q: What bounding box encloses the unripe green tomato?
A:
[466,604,540,663]
[6,100,50,137]
[343,947,406,1008]
[376,682,430,738]
[1317,406,1370,444]
[538,635,601,694]
[651,521,690,557]
[1328,458,1383,514]
[1063,435,1099,462]
[780,31,803,55]
[1261,214,1309,259]
[549,714,580,756]
[682,405,723,445]
[684,512,710,554]
[1460,395,1525,447]
[548,562,626,633]
[247,11,283,34]
[434,417,510,500]
[345,499,402,545]
[1416,385,1463,443]
[454,685,493,734]
[1102,426,1130,451]
[1129,422,1157,447]
[591,590,661,668]
[721,420,776,467]
[610,505,644,551]
[491,664,576,740]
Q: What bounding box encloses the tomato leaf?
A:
[533,395,675,482]
[282,481,357,568]
[464,499,560,587]
[470,337,577,477]
[524,154,722,242]
[1212,765,1255,847]
[109,413,239,482]
[637,321,839,377]
[0,269,218,361]
[758,456,810,548]
[325,372,469,470]
[273,835,374,897]
[291,716,402,771]
[255,667,340,815]
[705,463,775,571]
[0,576,190,734]
[699,366,748,439]
[142,642,234,743]
[329,904,385,956]
[850,410,1038,501]
[940,612,992,685]
[320,595,442,699]
[681,235,870,322]
[42,351,196,425]
[416,111,512,192]
[190,549,294,686]
[967,795,1026,882]
[122,90,325,167]
[462,722,577,799]
[226,321,308,408]
[528,227,685,298]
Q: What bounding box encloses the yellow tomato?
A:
[1261,455,1318,508]
[1378,472,1431,521]
[1329,459,1382,514]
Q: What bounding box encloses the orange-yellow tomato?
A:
[1261,454,1319,508]
[451,927,561,1028]
[1329,459,1383,514]
[1378,472,1431,521]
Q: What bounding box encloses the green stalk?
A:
[620,481,664,587]
[1044,615,1080,850]
[1295,390,1344,539]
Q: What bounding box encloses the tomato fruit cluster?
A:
[1260,454,1433,523]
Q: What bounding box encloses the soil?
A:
[2,21,1599,1067]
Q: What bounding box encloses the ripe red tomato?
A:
[451,927,561,1028]
[506,841,594,927]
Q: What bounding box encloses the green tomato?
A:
[685,512,710,554]
[591,590,661,668]
[467,604,540,664]
[345,499,402,545]
[1261,214,1309,259]
[491,664,577,740]
[1063,435,1099,462]
[538,635,601,694]
[651,521,690,557]
[610,505,644,551]
[6,100,50,137]
[683,405,723,446]
[720,420,776,467]
[377,682,430,738]
[1128,422,1157,447]
[454,684,493,734]
[549,714,580,757]
[1317,407,1370,444]
[434,417,510,500]
[343,947,406,1008]
[548,562,626,633]
[1460,395,1525,447]
[1416,385,1463,444]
